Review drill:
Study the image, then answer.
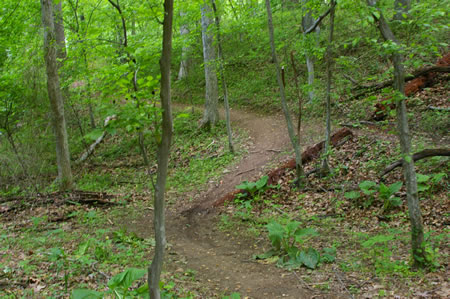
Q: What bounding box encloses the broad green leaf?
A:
[267,222,284,250]
[388,181,403,194]
[416,173,430,183]
[359,180,377,195]
[344,191,360,199]
[72,289,103,299]
[107,268,147,291]
[255,175,268,190]
[299,248,319,269]
[253,249,278,260]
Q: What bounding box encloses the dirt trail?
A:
[133,106,340,298]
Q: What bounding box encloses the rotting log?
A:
[381,148,450,177]
[370,53,450,120]
[213,127,354,207]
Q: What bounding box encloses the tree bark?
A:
[368,0,426,268]
[148,0,173,298]
[301,0,319,102]
[265,0,304,187]
[41,0,73,191]
[212,0,234,153]
[322,0,336,173]
[177,11,191,80]
[53,0,67,62]
[200,0,219,128]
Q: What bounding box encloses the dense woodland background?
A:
[0,0,449,298]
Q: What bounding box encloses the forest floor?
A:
[1,81,449,298]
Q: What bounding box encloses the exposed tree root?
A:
[213,127,354,207]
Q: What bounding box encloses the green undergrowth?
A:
[217,130,448,297]
[71,110,243,194]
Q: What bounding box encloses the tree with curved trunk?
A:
[200,0,219,128]
[368,0,426,268]
[265,0,304,187]
[148,0,173,297]
[41,0,73,191]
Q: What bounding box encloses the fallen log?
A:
[75,115,116,164]
[380,148,450,177]
[213,127,354,207]
[352,65,450,92]
[370,53,450,120]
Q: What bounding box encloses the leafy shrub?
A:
[255,220,335,269]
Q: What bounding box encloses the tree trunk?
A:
[265,0,304,187]
[41,0,73,191]
[53,0,67,62]
[394,0,411,20]
[368,0,425,268]
[177,11,191,80]
[148,0,173,298]
[301,0,320,103]
[321,0,336,173]
[200,1,219,128]
[212,0,234,153]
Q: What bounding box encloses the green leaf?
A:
[107,268,146,291]
[84,129,104,141]
[388,181,403,194]
[267,222,284,251]
[344,191,360,199]
[362,234,394,248]
[253,249,278,260]
[299,248,319,269]
[255,175,268,190]
[390,197,402,207]
[416,173,430,183]
[359,180,377,195]
[321,247,336,263]
[72,289,103,299]
[378,183,390,197]
[294,228,318,239]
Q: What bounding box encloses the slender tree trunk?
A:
[368,0,425,268]
[200,0,219,128]
[53,1,67,62]
[41,0,73,191]
[394,0,411,20]
[177,11,191,80]
[148,0,173,298]
[212,0,234,153]
[301,0,320,103]
[321,0,336,173]
[265,0,304,187]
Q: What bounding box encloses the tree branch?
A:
[304,1,337,34]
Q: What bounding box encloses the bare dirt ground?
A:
[130,106,349,298]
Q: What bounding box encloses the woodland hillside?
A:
[0,0,449,298]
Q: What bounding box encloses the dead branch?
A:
[381,148,450,177]
[428,106,450,112]
[75,115,115,164]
